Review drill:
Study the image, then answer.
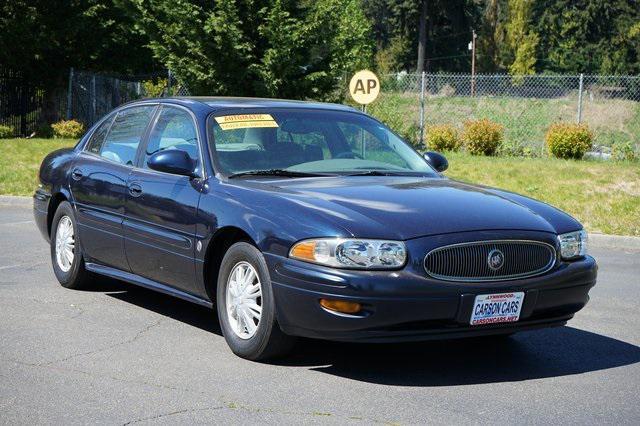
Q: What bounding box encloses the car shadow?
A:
[103,280,222,336]
[101,280,639,387]
[277,328,640,386]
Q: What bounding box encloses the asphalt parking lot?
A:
[1,202,639,425]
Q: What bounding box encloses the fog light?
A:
[319,299,362,314]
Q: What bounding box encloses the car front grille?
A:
[424,240,557,282]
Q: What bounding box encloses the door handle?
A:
[71,168,84,181]
[128,183,143,197]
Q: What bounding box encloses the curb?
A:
[1,195,639,250]
[0,195,32,207]
[589,233,640,251]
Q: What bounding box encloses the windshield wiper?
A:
[228,169,332,178]
[344,170,406,176]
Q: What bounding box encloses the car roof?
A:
[138,96,360,113]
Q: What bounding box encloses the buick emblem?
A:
[487,249,505,271]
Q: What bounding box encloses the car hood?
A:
[236,176,580,240]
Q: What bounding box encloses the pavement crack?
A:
[122,407,225,425]
[3,357,399,424]
[39,317,167,366]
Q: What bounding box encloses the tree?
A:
[364,0,481,73]
[505,0,539,75]
[0,1,157,124]
[132,0,373,100]
[477,0,509,72]
[533,0,640,74]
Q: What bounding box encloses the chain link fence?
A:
[67,69,190,129]
[4,67,639,154]
[1,69,190,137]
[362,73,640,157]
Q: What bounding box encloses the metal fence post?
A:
[577,73,584,124]
[114,78,120,107]
[66,68,73,120]
[90,74,96,124]
[419,71,426,147]
[20,80,27,136]
[167,69,172,96]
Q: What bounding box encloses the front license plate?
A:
[470,292,525,325]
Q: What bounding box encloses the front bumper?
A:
[265,232,597,342]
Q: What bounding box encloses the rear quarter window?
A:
[85,115,114,155]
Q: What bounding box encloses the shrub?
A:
[0,124,14,138]
[545,123,593,159]
[51,120,85,139]
[426,124,461,152]
[462,119,503,156]
[143,78,168,98]
[611,141,638,162]
[498,140,540,158]
[36,124,53,138]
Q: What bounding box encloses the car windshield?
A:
[209,109,438,177]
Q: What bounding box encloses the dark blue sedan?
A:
[34,97,597,360]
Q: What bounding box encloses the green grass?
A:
[445,152,640,236]
[0,138,77,195]
[1,138,638,236]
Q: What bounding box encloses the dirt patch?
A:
[582,99,638,134]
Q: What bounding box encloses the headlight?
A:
[289,238,407,269]
[558,230,588,260]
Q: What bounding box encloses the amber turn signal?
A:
[319,299,362,314]
[289,240,317,261]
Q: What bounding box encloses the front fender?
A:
[196,179,353,257]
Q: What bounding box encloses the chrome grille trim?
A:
[424,240,557,282]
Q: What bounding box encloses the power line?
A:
[425,53,471,61]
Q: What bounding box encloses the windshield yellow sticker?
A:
[215,114,279,130]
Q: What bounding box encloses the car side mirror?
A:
[423,151,449,172]
[147,150,197,178]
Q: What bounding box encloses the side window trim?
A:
[83,112,116,154]
[134,105,163,169]
[137,104,204,178]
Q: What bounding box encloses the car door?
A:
[70,105,157,270]
[123,105,203,294]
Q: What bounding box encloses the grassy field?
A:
[0,138,77,195]
[0,138,638,236]
[369,92,640,153]
[445,152,640,236]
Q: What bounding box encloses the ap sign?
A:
[349,70,380,105]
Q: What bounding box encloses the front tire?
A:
[50,201,91,289]
[217,242,294,361]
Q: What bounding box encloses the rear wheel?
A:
[50,201,91,289]
[217,242,294,361]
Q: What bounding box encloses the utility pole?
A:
[416,0,427,73]
[470,29,477,97]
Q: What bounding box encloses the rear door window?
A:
[99,106,156,166]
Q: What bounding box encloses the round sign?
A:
[349,70,380,105]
